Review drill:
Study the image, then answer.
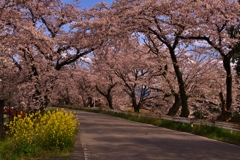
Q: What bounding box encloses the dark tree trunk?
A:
[167,94,181,116]
[0,100,4,138]
[131,93,140,113]
[106,95,113,109]
[223,56,232,111]
[169,50,189,117]
[217,56,233,121]
[217,92,231,120]
[64,97,71,105]
[87,97,94,107]
[133,104,140,113]
[219,92,226,114]
[42,95,50,110]
[96,85,115,109]
[132,98,138,113]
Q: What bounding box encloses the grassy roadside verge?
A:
[58,105,240,146]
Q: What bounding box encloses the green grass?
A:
[0,139,71,160]
[59,105,240,146]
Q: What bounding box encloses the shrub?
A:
[4,108,79,159]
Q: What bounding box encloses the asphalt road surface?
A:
[71,110,240,160]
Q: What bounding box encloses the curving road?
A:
[70,110,240,160]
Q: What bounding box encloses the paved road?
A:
[71,110,240,160]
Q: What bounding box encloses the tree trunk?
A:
[132,101,139,113]
[0,100,5,139]
[96,85,114,109]
[131,93,140,113]
[64,97,71,105]
[107,96,113,109]
[219,92,226,114]
[42,95,50,109]
[223,56,232,111]
[134,106,140,113]
[167,94,181,116]
[169,50,189,117]
[217,56,232,121]
[217,91,231,121]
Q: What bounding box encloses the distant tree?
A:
[91,55,118,109]
[71,67,96,108]
[51,68,81,106]
[93,36,158,112]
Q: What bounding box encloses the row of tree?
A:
[0,0,239,121]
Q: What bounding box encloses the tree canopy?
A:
[0,0,239,120]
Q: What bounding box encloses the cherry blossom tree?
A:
[109,0,240,119]
[111,0,193,116]
[145,39,227,118]
[1,0,239,120]
[91,54,118,109]
[72,66,97,107]
[51,68,81,106]
[178,0,240,120]
[0,49,18,104]
[0,0,114,110]
[144,45,181,115]
[94,36,159,112]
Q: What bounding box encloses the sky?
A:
[80,0,114,8]
[62,0,114,9]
